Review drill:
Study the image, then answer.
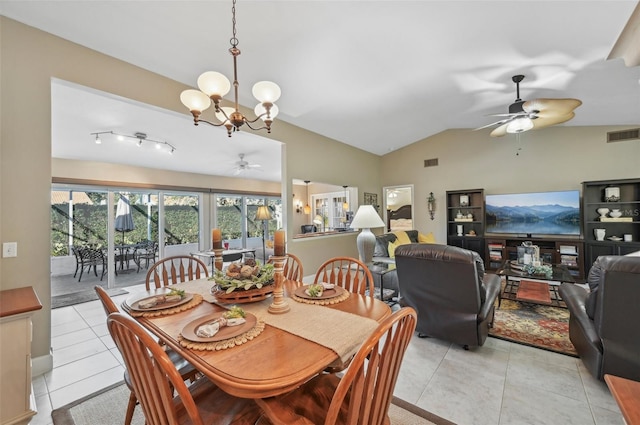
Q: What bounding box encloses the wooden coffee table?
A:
[497,261,575,308]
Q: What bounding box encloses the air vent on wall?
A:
[607,128,639,143]
[424,158,439,167]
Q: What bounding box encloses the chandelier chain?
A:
[230,0,238,48]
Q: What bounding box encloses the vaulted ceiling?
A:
[2,1,639,181]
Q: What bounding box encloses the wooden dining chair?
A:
[94,286,198,425]
[314,256,375,296]
[107,312,263,425]
[145,255,209,290]
[268,252,304,282]
[257,307,418,425]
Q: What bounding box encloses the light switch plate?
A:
[2,242,17,258]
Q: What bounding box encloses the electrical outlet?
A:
[3,242,18,258]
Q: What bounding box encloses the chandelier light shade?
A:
[350,205,385,264]
[180,0,281,137]
[506,117,534,134]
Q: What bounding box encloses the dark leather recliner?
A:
[559,255,640,381]
[394,243,501,348]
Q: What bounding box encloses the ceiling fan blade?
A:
[474,116,515,131]
[247,164,262,168]
[490,122,510,137]
[532,112,576,129]
[523,98,582,115]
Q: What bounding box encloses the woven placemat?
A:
[291,290,350,305]
[128,294,203,318]
[177,320,265,350]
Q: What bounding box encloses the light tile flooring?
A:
[31,284,624,425]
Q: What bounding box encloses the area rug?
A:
[52,381,455,425]
[490,298,577,357]
[51,288,128,309]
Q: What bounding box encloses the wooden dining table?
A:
[121,279,391,400]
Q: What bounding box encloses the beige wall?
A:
[1,18,379,366]
[380,127,640,243]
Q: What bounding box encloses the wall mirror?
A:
[383,185,414,232]
[291,179,358,238]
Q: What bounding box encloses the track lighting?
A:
[89,131,177,153]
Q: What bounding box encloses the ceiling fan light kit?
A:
[480,74,582,137]
[180,0,281,137]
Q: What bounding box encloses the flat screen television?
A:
[485,190,581,236]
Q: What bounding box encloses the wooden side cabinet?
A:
[0,287,42,425]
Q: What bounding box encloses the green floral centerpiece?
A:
[523,263,553,278]
[210,262,275,294]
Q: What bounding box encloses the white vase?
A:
[597,207,610,217]
[594,228,606,241]
[609,209,622,218]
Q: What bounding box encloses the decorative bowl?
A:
[609,209,622,218]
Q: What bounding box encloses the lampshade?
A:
[254,103,279,121]
[350,205,385,229]
[506,117,534,133]
[313,215,323,225]
[252,81,282,103]
[215,106,236,125]
[179,89,212,113]
[255,205,272,221]
[197,71,231,98]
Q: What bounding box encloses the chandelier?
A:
[180,0,281,137]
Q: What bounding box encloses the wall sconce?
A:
[295,200,303,214]
[427,192,435,220]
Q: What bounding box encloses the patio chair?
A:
[145,255,209,290]
[257,307,417,425]
[73,246,107,282]
[134,240,158,272]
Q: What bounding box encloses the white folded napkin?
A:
[195,317,246,338]
[321,282,335,290]
[196,322,220,337]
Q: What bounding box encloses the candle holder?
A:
[268,255,290,314]
[213,248,224,271]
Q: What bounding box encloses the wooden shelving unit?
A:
[446,189,485,261]
[582,178,640,273]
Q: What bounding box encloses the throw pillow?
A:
[393,231,412,245]
[585,258,604,319]
[418,232,436,243]
[388,240,400,258]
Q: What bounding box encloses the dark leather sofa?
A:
[559,255,640,381]
[394,243,501,348]
[371,230,419,296]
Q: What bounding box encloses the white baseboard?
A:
[32,349,53,377]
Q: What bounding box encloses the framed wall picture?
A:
[364,192,378,209]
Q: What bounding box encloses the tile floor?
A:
[31,283,624,425]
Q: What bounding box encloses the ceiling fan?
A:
[478,75,582,137]
[232,153,262,175]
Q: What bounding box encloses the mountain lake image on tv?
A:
[486,190,581,236]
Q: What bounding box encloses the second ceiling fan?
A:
[478,75,582,137]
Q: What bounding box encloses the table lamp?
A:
[350,205,385,264]
[255,205,272,262]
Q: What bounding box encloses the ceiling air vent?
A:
[607,128,640,143]
[424,158,439,167]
